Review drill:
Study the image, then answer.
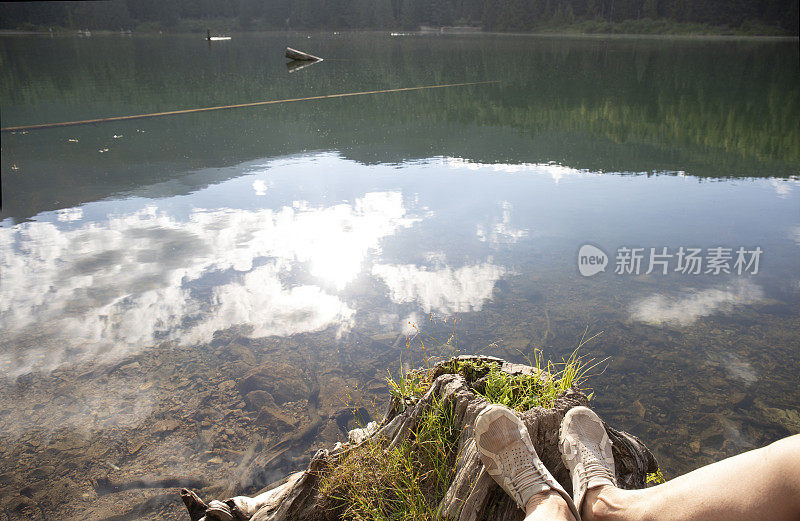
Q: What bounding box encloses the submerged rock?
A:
[237,363,309,405]
[150,419,180,435]
[245,391,276,411]
[255,406,296,432]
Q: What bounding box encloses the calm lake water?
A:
[1,32,799,520]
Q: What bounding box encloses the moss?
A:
[436,357,498,382]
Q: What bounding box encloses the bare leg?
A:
[524,490,577,521]
[583,434,800,521]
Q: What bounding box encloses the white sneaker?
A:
[475,404,581,519]
[559,406,617,516]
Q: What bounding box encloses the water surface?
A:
[1,32,798,520]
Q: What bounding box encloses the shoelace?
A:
[577,446,614,482]
[509,459,548,494]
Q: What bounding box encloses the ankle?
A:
[525,490,575,520]
[582,485,625,521]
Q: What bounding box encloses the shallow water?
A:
[1,32,799,519]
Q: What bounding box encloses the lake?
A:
[1,32,798,520]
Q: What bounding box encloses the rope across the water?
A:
[0,80,499,133]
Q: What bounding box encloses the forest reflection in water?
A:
[2,33,799,221]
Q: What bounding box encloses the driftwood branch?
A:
[182,355,659,521]
[285,47,322,61]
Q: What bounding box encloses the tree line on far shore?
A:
[0,0,797,34]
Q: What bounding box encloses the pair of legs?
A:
[474,405,800,521]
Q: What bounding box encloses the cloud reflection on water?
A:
[629,280,764,326]
[769,178,799,199]
[0,191,417,375]
[372,262,505,314]
[477,201,528,245]
[442,157,591,183]
[719,352,758,385]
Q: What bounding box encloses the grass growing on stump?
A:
[319,347,602,520]
[478,347,603,411]
[319,395,459,520]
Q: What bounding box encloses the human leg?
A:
[583,434,800,521]
[560,406,800,521]
[523,490,577,521]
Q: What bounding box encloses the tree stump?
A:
[181,355,659,521]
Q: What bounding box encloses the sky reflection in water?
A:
[2,153,798,379]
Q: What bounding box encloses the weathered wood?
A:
[182,355,659,521]
[285,47,322,61]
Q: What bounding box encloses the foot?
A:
[475,404,581,519]
[559,406,617,518]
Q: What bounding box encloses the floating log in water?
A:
[181,355,659,521]
[206,29,231,41]
[285,47,322,62]
[1,81,498,133]
[285,59,322,73]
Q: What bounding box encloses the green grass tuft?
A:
[319,396,459,520]
[475,346,601,410]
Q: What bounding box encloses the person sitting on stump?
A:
[475,405,800,521]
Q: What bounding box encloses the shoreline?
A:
[1,27,796,40]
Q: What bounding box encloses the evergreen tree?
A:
[0,0,796,34]
[642,0,659,18]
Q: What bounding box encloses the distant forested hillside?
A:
[0,0,797,34]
